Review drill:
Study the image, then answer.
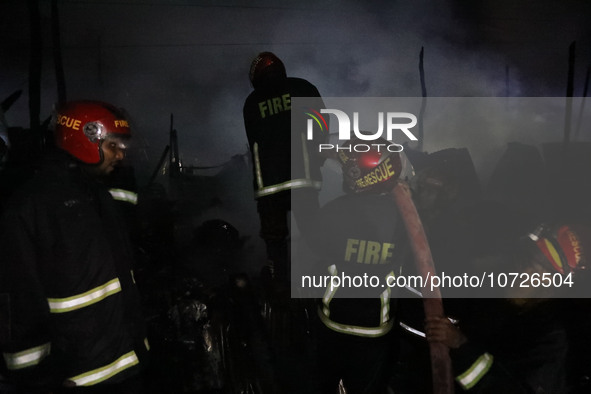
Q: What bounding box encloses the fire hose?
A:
[392,181,454,394]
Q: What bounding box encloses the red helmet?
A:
[53,100,131,164]
[337,137,403,194]
[249,52,286,89]
[531,224,589,275]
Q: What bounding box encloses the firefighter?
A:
[311,138,412,393]
[243,51,327,283]
[425,223,591,393]
[0,100,149,393]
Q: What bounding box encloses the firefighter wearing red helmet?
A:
[243,52,327,283]
[424,223,591,393]
[248,51,287,90]
[310,138,412,393]
[0,100,148,392]
[54,100,131,173]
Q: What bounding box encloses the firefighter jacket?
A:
[0,150,148,389]
[311,193,411,338]
[243,77,326,199]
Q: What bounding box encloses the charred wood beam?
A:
[27,0,42,134]
[169,114,181,177]
[51,0,67,104]
[563,41,575,147]
[1,90,23,113]
[149,145,170,185]
[574,65,590,141]
[418,46,427,152]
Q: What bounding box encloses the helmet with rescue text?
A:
[337,137,405,194]
[52,100,131,165]
[249,51,287,89]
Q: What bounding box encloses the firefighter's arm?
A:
[425,317,530,392]
[425,316,467,349]
[426,317,489,390]
[0,202,57,388]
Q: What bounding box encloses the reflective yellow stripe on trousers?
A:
[47,278,122,313]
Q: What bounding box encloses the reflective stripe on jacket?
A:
[252,129,321,198]
[3,343,51,370]
[318,265,395,338]
[68,350,139,386]
[456,352,494,389]
[108,188,138,205]
[47,278,121,313]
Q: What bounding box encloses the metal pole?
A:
[51,0,67,104]
[418,47,427,152]
[573,65,590,141]
[27,0,42,134]
[563,41,575,149]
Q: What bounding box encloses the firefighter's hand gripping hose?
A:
[392,180,454,394]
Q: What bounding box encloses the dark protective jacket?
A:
[243,77,326,199]
[449,299,568,393]
[0,150,148,389]
[312,193,411,337]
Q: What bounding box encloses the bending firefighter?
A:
[311,138,412,393]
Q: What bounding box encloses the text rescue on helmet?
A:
[56,114,129,132]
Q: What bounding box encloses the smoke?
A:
[1,2,591,184]
[2,0,590,164]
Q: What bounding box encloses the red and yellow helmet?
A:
[533,224,589,275]
[248,52,286,89]
[53,100,131,164]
